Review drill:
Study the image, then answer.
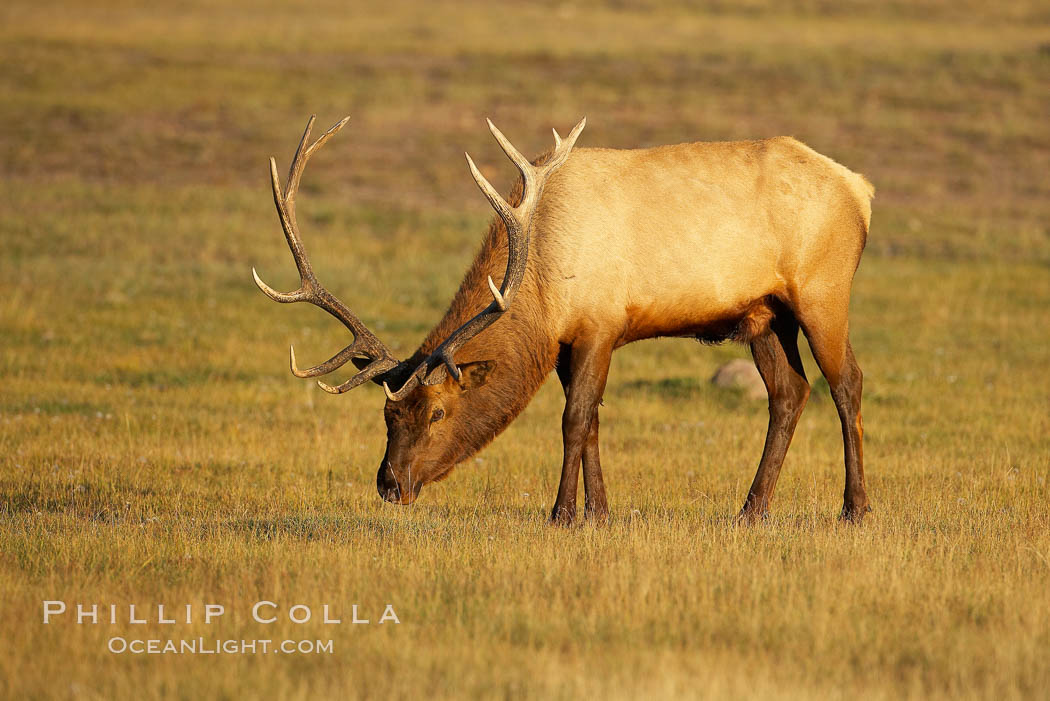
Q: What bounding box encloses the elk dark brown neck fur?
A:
[409,179,559,464]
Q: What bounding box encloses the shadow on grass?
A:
[614,377,756,411]
[604,504,851,532]
[2,481,159,519]
[222,513,450,541]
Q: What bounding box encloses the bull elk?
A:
[253,115,874,524]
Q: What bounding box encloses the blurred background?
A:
[5,0,1048,253]
[1,1,1048,698]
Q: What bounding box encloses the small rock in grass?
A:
[710,359,766,400]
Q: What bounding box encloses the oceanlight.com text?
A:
[107,637,334,655]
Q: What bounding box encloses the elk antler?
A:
[252,116,400,393]
[382,117,586,401]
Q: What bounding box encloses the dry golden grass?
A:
[1,1,1049,698]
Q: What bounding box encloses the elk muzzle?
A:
[376,460,421,505]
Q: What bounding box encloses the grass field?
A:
[2,1,1049,698]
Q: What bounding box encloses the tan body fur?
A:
[533,138,872,350]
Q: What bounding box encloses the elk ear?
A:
[456,360,495,391]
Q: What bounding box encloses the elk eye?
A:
[430,408,445,423]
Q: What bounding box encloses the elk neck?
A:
[412,212,559,454]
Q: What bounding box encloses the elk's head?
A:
[373,360,496,504]
[252,115,584,505]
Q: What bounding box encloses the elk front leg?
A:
[552,339,612,525]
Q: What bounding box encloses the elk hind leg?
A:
[799,305,868,521]
[738,310,810,524]
[581,410,608,522]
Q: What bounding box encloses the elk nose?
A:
[376,462,402,503]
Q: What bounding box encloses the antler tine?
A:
[487,275,507,311]
[252,265,300,303]
[541,117,586,174]
[289,343,362,379]
[382,363,431,401]
[263,156,313,292]
[382,118,585,400]
[283,115,314,206]
[253,115,400,392]
[317,356,399,395]
[465,152,516,229]
[486,119,535,188]
[286,116,351,206]
[565,117,587,146]
[265,115,354,292]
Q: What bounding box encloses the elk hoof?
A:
[838,503,872,523]
[549,505,576,527]
[735,503,769,526]
[584,503,609,525]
